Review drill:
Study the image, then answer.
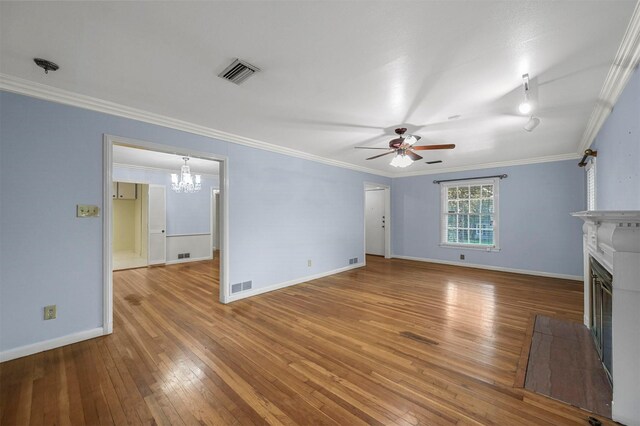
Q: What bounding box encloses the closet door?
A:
[148,184,166,265]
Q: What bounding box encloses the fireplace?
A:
[572,210,640,425]
[590,256,612,382]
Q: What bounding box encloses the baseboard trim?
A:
[0,327,105,363]
[165,255,213,265]
[392,255,582,281]
[227,263,365,303]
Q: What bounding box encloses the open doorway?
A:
[103,135,229,335]
[364,182,391,258]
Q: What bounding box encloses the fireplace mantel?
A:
[572,210,640,425]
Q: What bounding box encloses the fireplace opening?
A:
[590,256,613,383]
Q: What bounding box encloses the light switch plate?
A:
[77,204,100,217]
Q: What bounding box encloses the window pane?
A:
[458,186,469,199]
[447,214,457,227]
[469,229,480,244]
[469,214,480,228]
[482,185,493,197]
[459,200,469,213]
[447,229,457,243]
[448,201,457,213]
[448,187,458,200]
[458,214,469,228]
[470,199,481,214]
[481,215,493,229]
[481,199,493,213]
[458,229,469,243]
[481,230,494,245]
[470,185,481,198]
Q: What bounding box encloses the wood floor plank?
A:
[0,256,615,425]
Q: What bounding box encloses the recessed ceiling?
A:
[113,145,219,175]
[0,1,636,175]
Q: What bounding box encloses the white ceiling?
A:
[113,145,219,175]
[0,1,636,175]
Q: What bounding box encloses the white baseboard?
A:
[227,263,365,303]
[392,255,582,281]
[165,255,213,265]
[0,327,105,363]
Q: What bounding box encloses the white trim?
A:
[103,138,113,334]
[578,2,640,153]
[394,153,581,178]
[392,255,582,281]
[226,263,365,303]
[113,162,218,178]
[0,327,104,363]
[1,75,593,177]
[166,232,211,238]
[0,74,392,178]
[165,255,213,265]
[585,157,597,211]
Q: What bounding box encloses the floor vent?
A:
[218,59,260,84]
[232,281,253,294]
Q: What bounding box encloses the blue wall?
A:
[392,160,585,276]
[113,165,219,235]
[0,91,389,353]
[591,66,640,210]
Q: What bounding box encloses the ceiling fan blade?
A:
[413,144,456,151]
[366,151,396,160]
[354,147,392,150]
[405,150,423,161]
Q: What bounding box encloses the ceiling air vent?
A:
[218,59,260,85]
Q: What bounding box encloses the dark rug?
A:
[524,315,612,419]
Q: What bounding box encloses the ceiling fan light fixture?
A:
[404,135,418,145]
[518,98,532,114]
[524,116,541,132]
[390,153,413,168]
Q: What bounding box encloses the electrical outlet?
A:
[460,254,465,260]
[307,259,312,267]
[44,305,57,320]
[76,204,100,217]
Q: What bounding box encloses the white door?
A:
[148,184,166,265]
[365,190,385,256]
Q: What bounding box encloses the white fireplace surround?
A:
[572,211,640,425]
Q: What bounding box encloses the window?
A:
[586,158,596,211]
[441,178,499,250]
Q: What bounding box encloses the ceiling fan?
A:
[355,128,455,167]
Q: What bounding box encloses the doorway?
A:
[364,183,391,258]
[112,182,149,270]
[103,135,229,335]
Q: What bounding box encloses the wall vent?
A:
[349,257,359,265]
[242,281,252,291]
[231,283,242,294]
[218,59,260,84]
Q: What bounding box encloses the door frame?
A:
[363,182,391,259]
[103,134,230,335]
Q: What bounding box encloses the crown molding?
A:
[577,1,640,154]
[0,73,393,178]
[0,74,589,179]
[392,152,581,178]
[113,162,218,178]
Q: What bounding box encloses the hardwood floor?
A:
[1,256,613,425]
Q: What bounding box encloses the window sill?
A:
[439,243,501,252]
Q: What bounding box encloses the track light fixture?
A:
[518,73,532,114]
[524,116,541,132]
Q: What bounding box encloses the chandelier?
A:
[171,157,202,193]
